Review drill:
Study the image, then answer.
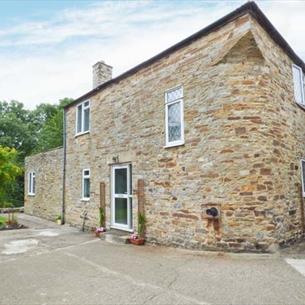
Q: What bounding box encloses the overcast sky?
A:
[0,0,304,109]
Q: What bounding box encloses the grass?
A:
[0,215,7,226]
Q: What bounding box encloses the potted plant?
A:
[94,207,106,237]
[129,212,146,245]
[56,215,61,225]
[95,226,106,237]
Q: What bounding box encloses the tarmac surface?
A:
[1,214,305,305]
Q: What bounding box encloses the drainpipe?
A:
[61,109,67,225]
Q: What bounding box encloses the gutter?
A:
[61,109,67,225]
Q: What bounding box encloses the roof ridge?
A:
[65,1,305,109]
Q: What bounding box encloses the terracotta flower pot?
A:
[129,238,145,245]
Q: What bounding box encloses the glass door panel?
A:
[115,168,127,194]
[114,198,128,225]
[112,165,132,230]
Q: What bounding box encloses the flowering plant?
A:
[95,227,105,233]
[130,233,139,240]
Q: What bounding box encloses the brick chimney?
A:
[92,61,112,88]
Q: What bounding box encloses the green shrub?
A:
[99,207,105,227]
[0,215,7,226]
[138,212,146,238]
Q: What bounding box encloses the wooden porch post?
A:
[100,182,106,227]
[137,179,145,215]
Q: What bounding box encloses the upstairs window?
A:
[165,86,184,147]
[76,100,90,134]
[82,169,90,200]
[28,172,36,196]
[292,64,305,107]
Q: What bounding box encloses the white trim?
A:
[165,84,183,103]
[28,172,31,195]
[75,130,90,138]
[301,159,305,198]
[164,140,185,148]
[75,100,90,135]
[165,86,185,147]
[28,171,36,196]
[81,168,90,200]
[81,198,90,202]
[111,164,132,231]
[292,64,305,107]
[111,226,134,232]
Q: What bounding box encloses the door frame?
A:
[111,164,133,231]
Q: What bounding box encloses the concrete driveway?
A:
[1,214,305,305]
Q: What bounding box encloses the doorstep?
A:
[101,229,130,245]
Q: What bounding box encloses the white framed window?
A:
[82,169,90,200]
[292,64,305,107]
[301,160,305,198]
[76,100,90,135]
[165,86,184,147]
[28,172,36,196]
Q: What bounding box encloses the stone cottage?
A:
[25,1,305,252]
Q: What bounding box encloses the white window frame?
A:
[165,86,185,147]
[81,169,90,201]
[75,100,90,136]
[28,171,36,196]
[292,64,305,107]
[301,160,305,198]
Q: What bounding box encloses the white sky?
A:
[0,0,304,109]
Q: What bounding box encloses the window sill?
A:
[111,225,134,233]
[28,193,35,197]
[164,141,185,149]
[81,198,90,202]
[75,130,90,138]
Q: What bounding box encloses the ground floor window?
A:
[301,160,305,197]
[82,169,90,200]
[28,172,36,196]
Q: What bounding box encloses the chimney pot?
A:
[92,61,112,89]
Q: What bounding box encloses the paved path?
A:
[0,214,305,305]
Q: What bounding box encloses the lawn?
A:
[0,215,7,226]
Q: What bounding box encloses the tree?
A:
[29,103,59,139]
[0,101,34,158]
[34,98,73,153]
[0,101,32,207]
[0,98,73,207]
[0,146,22,207]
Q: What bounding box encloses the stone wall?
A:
[59,12,304,252]
[24,148,63,221]
[251,18,305,246]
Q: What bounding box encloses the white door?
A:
[111,165,132,231]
